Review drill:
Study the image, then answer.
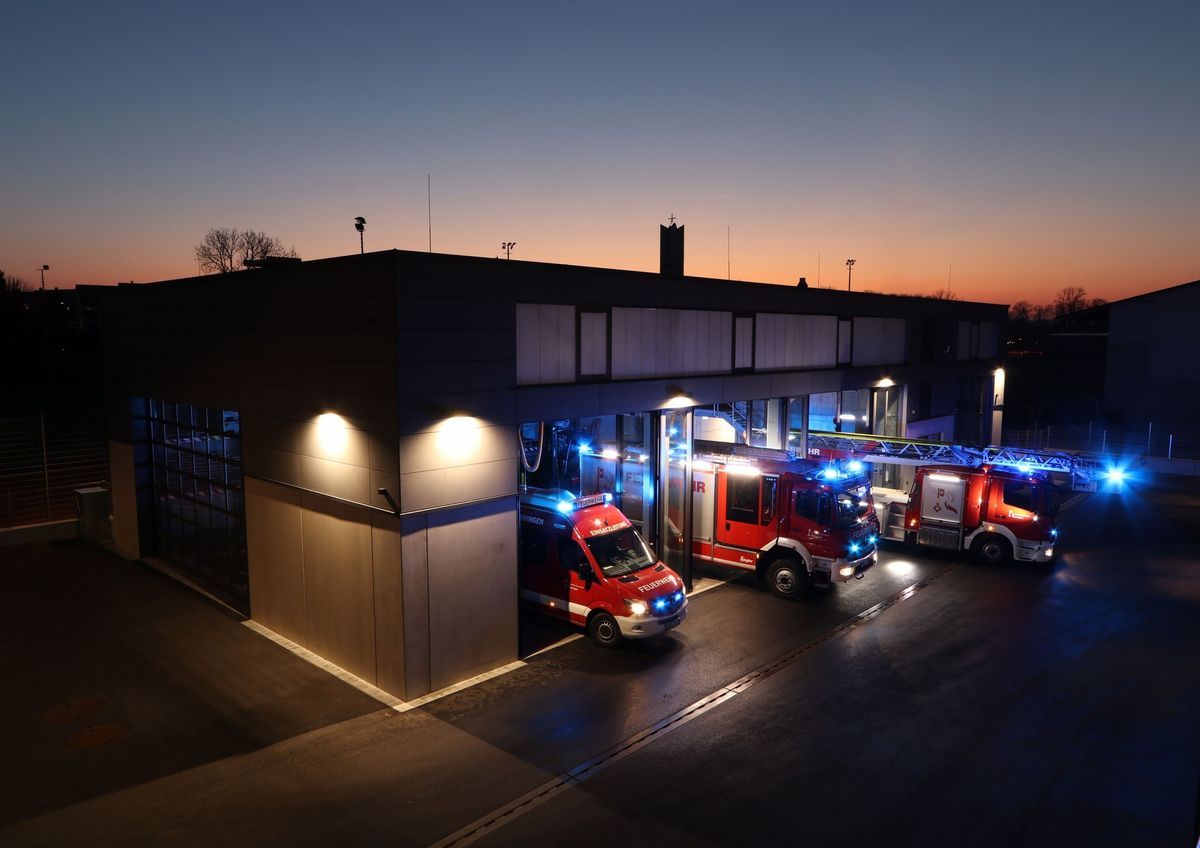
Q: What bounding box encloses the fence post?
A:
[40,412,52,521]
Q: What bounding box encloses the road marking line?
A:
[242,621,527,714]
[525,634,585,658]
[428,564,958,848]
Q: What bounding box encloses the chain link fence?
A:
[0,412,109,528]
[1005,421,1200,461]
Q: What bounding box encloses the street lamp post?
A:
[501,241,516,260]
[354,217,366,254]
[845,258,856,291]
[37,264,48,292]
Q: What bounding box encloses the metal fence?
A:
[1005,421,1200,461]
[0,412,109,528]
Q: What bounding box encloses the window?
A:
[1003,481,1036,512]
[795,489,820,522]
[726,474,759,524]
[760,476,778,525]
[143,398,248,609]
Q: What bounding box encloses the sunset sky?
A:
[2,1,1197,306]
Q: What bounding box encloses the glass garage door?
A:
[147,399,248,611]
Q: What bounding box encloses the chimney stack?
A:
[797,276,808,288]
[660,221,684,276]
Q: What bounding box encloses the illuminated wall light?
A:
[838,414,857,422]
[664,393,693,410]
[875,377,895,388]
[436,415,482,460]
[316,412,350,455]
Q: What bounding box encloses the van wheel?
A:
[766,558,808,600]
[973,535,1012,565]
[588,612,622,648]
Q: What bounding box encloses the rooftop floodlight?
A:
[501,241,516,259]
[354,216,366,254]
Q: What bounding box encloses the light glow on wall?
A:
[437,415,482,460]
[316,413,350,456]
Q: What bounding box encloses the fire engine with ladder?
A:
[690,440,881,599]
[804,430,1133,564]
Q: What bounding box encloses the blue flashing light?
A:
[669,427,679,437]
[867,534,878,545]
[823,467,841,480]
[847,460,864,473]
[556,500,574,514]
[578,442,591,454]
[654,598,668,612]
[1050,528,1058,538]
[1105,466,1126,484]
[849,542,861,555]
[603,492,613,502]
[673,591,683,601]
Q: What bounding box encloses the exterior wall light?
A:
[664,393,693,409]
[437,415,482,460]
[316,413,350,455]
[875,377,895,388]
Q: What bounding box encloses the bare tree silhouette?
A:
[195,227,299,273]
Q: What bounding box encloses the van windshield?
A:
[585,527,657,577]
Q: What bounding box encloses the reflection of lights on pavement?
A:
[887,560,916,577]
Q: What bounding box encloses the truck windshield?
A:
[834,486,873,529]
[584,527,657,577]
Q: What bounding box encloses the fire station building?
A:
[103,243,1006,701]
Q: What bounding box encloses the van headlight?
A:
[626,600,648,616]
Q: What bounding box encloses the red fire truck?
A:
[519,489,688,647]
[691,443,881,599]
[876,464,1059,563]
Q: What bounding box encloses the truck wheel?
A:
[588,611,622,648]
[973,535,1012,565]
[766,558,808,600]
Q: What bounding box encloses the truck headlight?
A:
[627,600,648,616]
[839,566,855,578]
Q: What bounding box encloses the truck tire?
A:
[766,558,808,600]
[973,535,1012,565]
[588,611,622,648]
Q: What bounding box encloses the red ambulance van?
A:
[519,489,688,647]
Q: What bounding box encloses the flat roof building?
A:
[103,248,1006,700]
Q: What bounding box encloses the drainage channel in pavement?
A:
[429,563,960,848]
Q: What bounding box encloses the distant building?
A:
[1103,278,1200,455]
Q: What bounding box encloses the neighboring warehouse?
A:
[102,240,1006,701]
[1103,278,1200,457]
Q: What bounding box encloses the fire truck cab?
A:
[519,489,688,647]
[878,464,1059,564]
[692,445,880,599]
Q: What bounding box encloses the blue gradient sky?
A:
[2,0,1197,304]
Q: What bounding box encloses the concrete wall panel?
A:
[400,515,431,697]
[371,513,406,696]
[426,497,518,692]
[298,455,371,504]
[397,424,517,475]
[108,440,140,560]
[399,459,518,514]
[245,478,306,644]
[300,494,377,683]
